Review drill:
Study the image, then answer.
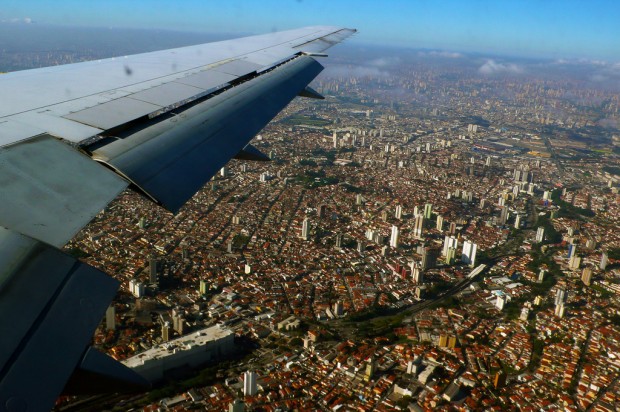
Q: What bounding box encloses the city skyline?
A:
[1,0,619,61]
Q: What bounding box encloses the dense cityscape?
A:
[4,25,620,412]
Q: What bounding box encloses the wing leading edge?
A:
[0,26,355,411]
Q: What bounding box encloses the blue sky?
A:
[1,0,618,60]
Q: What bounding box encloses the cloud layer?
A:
[478,59,524,75]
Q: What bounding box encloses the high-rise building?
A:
[600,252,609,270]
[423,203,433,219]
[438,334,448,347]
[535,227,545,243]
[220,166,228,177]
[569,255,581,270]
[357,240,365,254]
[335,233,343,249]
[106,305,115,331]
[199,279,208,295]
[443,236,458,257]
[413,215,425,239]
[496,295,507,310]
[129,279,145,298]
[390,225,400,248]
[333,131,338,148]
[461,241,478,266]
[581,267,593,286]
[499,206,509,225]
[301,218,309,241]
[364,357,375,382]
[395,205,403,219]
[568,244,577,259]
[149,257,159,284]
[514,215,521,229]
[449,222,457,235]
[555,302,565,318]
[356,194,363,205]
[494,372,506,389]
[162,321,170,342]
[243,370,257,396]
[555,288,567,306]
[520,307,530,321]
[334,301,344,317]
[436,215,444,231]
[538,270,546,283]
[229,400,245,412]
[412,265,423,284]
[445,247,457,265]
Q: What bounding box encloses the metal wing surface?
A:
[0,25,355,411]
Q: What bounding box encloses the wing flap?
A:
[174,70,236,91]
[64,97,163,130]
[129,81,205,107]
[0,227,122,412]
[0,135,128,248]
[92,56,323,212]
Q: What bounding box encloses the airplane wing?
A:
[0,25,355,410]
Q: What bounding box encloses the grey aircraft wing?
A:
[0,25,355,411]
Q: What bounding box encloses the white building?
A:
[390,225,400,248]
[244,370,258,396]
[123,325,234,382]
[461,240,478,266]
[301,218,309,240]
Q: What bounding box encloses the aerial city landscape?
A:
[2,11,620,412]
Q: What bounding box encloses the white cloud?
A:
[419,51,463,58]
[368,57,401,68]
[478,59,524,75]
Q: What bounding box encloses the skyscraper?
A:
[390,226,399,248]
[412,265,423,284]
[461,241,477,266]
[395,205,403,219]
[581,267,592,286]
[301,218,309,241]
[555,288,567,306]
[535,227,545,243]
[568,244,577,259]
[243,371,257,396]
[600,252,609,270]
[423,203,433,219]
[162,321,170,342]
[514,214,521,229]
[149,257,159,284]
[106,305,115,331]
[335,233,342,249]
[443,236,458,257]
[436,215,444,231]
[413,215,425,239]
[499,206,509,225]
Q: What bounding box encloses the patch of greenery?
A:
[66,247,91,259]
[282,115,331,126]
[551,190,595,218]
[607,248,620,260]
[603,166,620,176]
